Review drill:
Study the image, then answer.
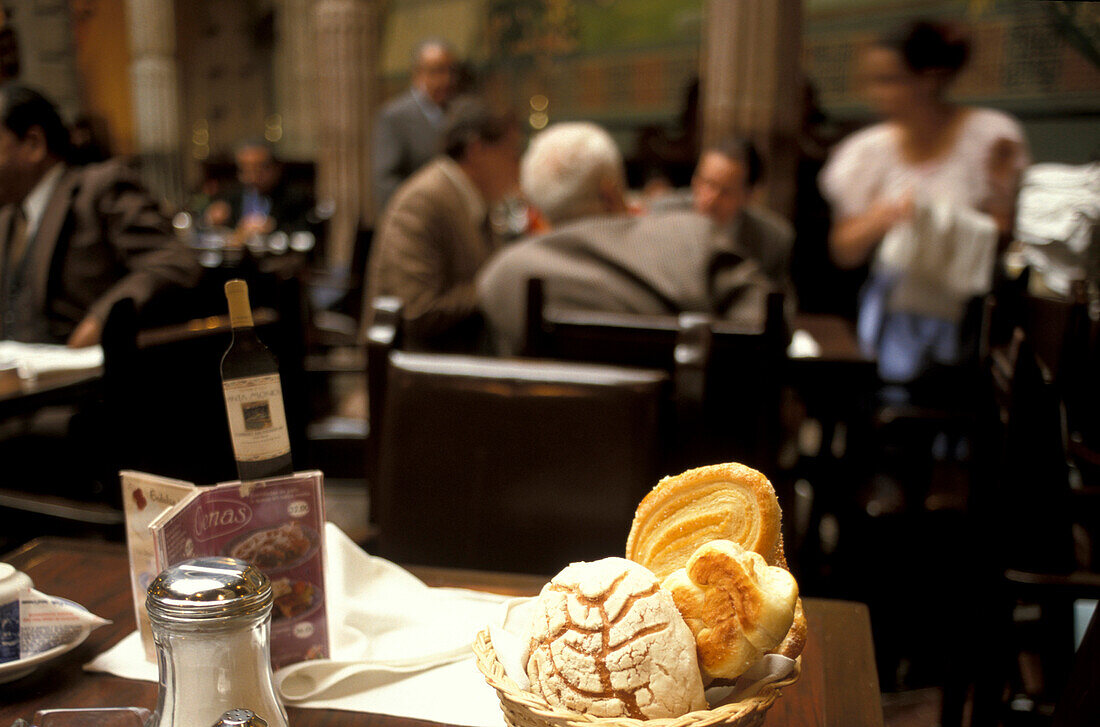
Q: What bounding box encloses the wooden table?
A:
[0,538,883,727]
[0,367,102,421]
[791,313,872,365]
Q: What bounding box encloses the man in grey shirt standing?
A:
[371,38,458,217]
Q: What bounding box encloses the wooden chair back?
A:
[960,321,1097,726]
[522,278,787,472]
[366,299,669,573]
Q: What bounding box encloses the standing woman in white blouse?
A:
[819,20,1029,383]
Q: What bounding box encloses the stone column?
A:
[700,0,801,219]
[124,0,183,204]
[273,0,318,161]
[313,0,380,267]
[6,0,81,119]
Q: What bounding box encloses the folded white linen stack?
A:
[86,523,516,727]
[1013,162,1100,296]
[0,341,104,380]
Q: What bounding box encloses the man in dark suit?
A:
[204,139,315,238]
[371,39,458,216]
[0,83,199,346]
[478,122,771,354]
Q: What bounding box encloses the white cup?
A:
[0,563,33,663]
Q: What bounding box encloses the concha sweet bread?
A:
[523,557,707,719]
[626,462,783,580]
[662,539,798,681]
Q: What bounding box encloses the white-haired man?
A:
[477,122,771,354]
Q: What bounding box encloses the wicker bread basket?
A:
[473,628,801,727]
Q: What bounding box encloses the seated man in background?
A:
[478,122,771,355]
[0,83,200,346]
[654,137,794,298]
[361,95,519,351]
[205,139,315,240]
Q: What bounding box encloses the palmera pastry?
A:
[626,462,783,580]
[662,540,798,681]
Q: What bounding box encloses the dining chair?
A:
[522,278,788,474]
[947,326,1100,727]
[365,298,670,574]
[1052,602,1100,726]
[1021,281,1100,491]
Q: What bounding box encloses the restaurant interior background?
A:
[1,0,1099,725]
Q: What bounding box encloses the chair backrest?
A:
[367,305,669,573]
[522,278,787,471]
[1022,282,1098,444]
[977,328,1077,575]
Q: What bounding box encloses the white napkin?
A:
[86,523,515,727]
[0,341,103,379]
[876,200,998,321]
[786,329,822,359]
[1016,163,1100,253]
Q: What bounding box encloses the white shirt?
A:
[22,162,65,240]
[819,107,1029,221]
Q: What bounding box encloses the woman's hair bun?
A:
[880,19,971,76]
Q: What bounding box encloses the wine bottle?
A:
[221,279,294,481]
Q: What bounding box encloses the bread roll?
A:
[772,597,807,661]
[626,463,782,580]
[662,540,798,681]
[524,557,707,719]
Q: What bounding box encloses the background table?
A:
[0,367,102,421]
[0,538,883,727]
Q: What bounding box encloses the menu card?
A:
[122,470,330,670]
[121,471,198,661]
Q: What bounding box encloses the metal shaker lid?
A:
[212,709,268,727]
[147,557,272,624]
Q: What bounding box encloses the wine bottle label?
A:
[222,374,291,462]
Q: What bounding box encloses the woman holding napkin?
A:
[820,19,1028,383]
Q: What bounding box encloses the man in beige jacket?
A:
[363,96,519,351]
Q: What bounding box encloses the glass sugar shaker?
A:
[145,557,288,727]
[212,709,267,727]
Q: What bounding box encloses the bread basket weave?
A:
[473,629,801,727]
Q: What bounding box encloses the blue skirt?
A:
[857,272,961,383]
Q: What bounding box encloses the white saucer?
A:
[0,626,92,684]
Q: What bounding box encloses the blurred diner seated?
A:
[819,19,1029,387]
[372,38,460,217]
[650,137,795,301]
[0,82,200,348]
[204,140,317,240]
[360,95,519,352]
[477,122,773,355]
